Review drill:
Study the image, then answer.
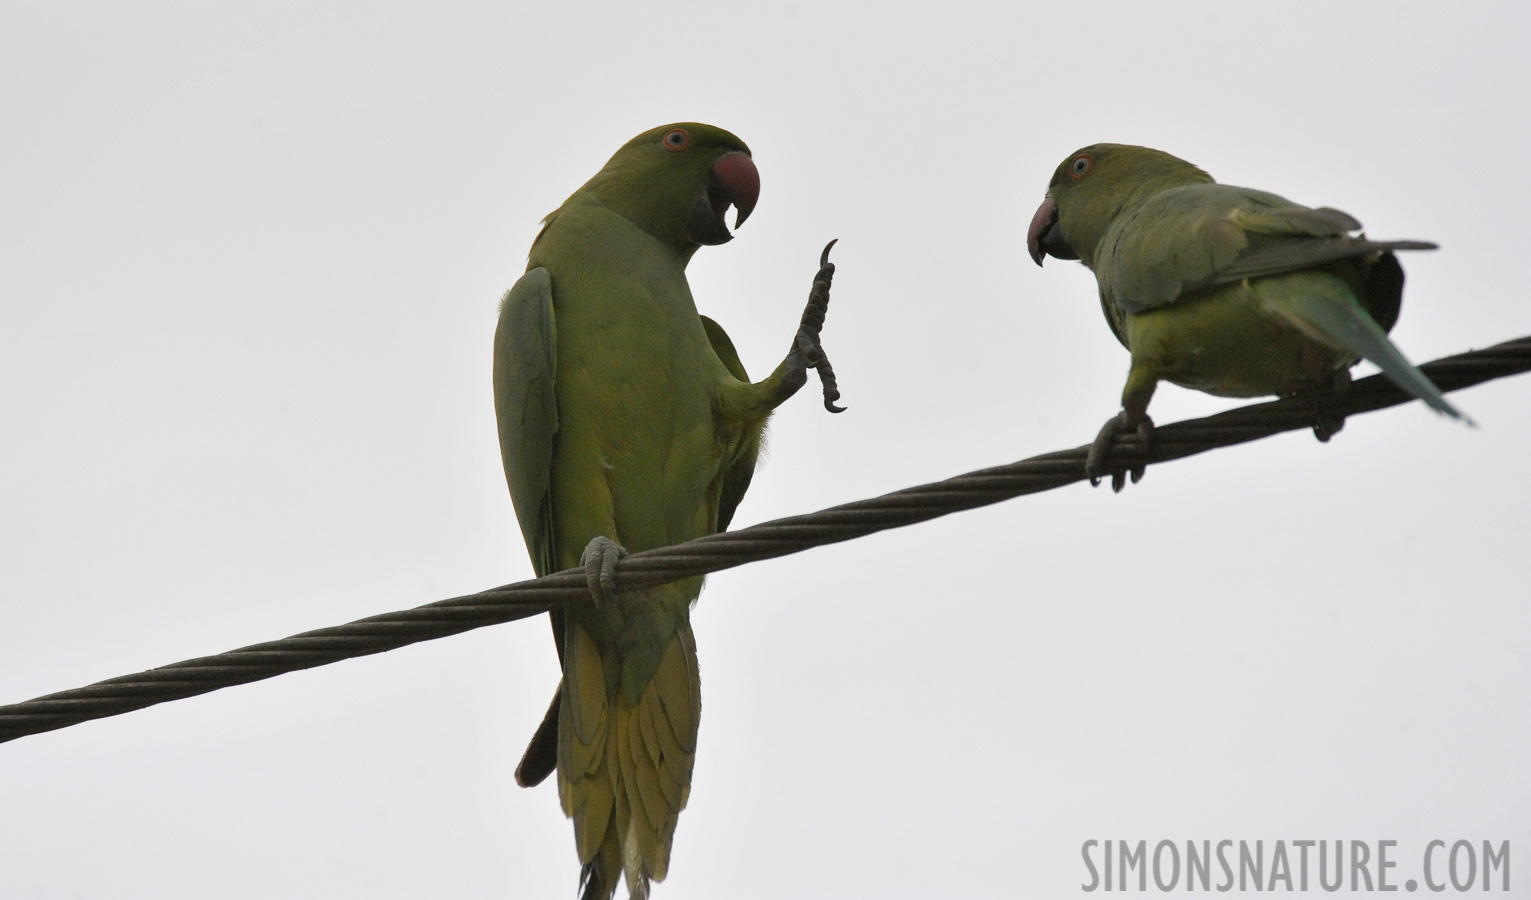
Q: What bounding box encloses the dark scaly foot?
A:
[791,240,845,413]
[1085,410,1156,492]
[1310,368,1352,443]
[580,535,628,606]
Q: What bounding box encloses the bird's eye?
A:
[663,129,691,152]
[1070,155,1093,179]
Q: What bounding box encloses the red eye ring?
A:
[663,129,691,152]
[1069,154,1093,180]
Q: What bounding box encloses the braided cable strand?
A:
[2,335,1528,744]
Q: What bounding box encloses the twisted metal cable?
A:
[3,335,1528,745]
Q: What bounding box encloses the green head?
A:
[573,122,759,255]
[1027,143,1212,269]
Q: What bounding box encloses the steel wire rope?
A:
[2,335,1528,745]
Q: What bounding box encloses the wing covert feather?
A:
[493,268,559,576]
[1104,183,1433,314]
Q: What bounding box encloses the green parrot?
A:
[493,123,837,899]
[1026,143,1464,490]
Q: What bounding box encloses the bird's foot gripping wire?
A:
[580,535,629,606]
[790,239,846,413]
[1309,369,1352,443]
[1086,410,1156,493]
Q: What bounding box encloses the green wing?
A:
[699,315,758,532]
[493,267,559,578]
[1103,183,1435,314]
[496,267,567,787]
[1103,183,1461,419]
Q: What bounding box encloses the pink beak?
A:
[1026,195,1059,266]
[712,151,760,228]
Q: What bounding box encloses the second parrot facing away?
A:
[1026,143,1465,491]
[493,123,839,900]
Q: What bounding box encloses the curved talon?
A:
[1129,417,1156,485]
[1085,415,1122,487]
[579,536,629,606]
[816,349,845,413]
[820,238,837,268]
[1312,416,1345,443]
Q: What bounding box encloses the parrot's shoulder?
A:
[532,197,652,259]
[1100,184,1253,311]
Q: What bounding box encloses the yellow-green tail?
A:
[559,621,700,900]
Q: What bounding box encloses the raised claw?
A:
[579,535,629,606]
[794,239,845,413]
[819,238,837,268]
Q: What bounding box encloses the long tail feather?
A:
[578,822,622,900]
[515,686,561,787]
[560,620,699,899]
[1259,274,1469,422]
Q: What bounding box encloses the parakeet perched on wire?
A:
[1027,142,1463,490]
[494,122,840,899]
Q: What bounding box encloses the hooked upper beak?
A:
[688,151,761,246]
[1026,194,1078,265]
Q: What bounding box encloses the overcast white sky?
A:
[2,2,1528,897]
